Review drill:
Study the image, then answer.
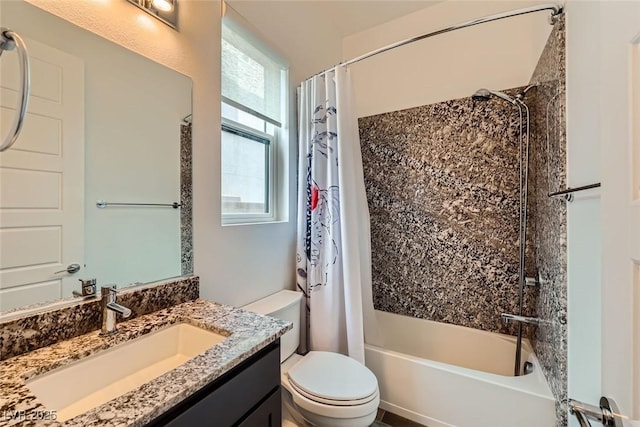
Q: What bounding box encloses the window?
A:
[221,11,287,224]
[221,117,273,215]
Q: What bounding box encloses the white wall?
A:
[19,0,334,307]
[342,0,554,118]
[24,0,191,75]
[565,2,602,426]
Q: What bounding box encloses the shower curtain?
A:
[296,66,375,364]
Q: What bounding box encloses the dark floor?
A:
[371,409,427,427]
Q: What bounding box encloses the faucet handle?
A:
[100,285,119,296]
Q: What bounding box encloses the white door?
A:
[570,1,640,426]
[599,1,640,425]
[0,38,84,312]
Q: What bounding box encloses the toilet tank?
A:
[243,290,302,362]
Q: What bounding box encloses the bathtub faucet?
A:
[501,313,540,326]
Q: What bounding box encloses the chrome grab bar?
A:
[569,397,624,427]
[96,200,181,209]
[549,182,601,202]
[0,28,30,152]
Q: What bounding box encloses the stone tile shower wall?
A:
[528,16,567,427]
[359,90,538,337]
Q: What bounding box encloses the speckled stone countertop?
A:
[0,300,291,427]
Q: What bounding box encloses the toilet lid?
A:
[287,351,378,402]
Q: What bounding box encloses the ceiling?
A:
[225,0,442,79]
[227,1,442,38]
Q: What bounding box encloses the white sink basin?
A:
[26,323,227,422]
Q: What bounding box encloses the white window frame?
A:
[221,3,289,226]
[221,116,277,225]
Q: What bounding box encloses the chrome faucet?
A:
[100,286,132,335]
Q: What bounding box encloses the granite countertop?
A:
[0,299,291,427]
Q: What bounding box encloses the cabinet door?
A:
[160,343,280,427]
[237,389,282,427]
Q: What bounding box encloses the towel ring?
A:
[0,28,30,152]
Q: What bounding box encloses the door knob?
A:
[54,263,81,274]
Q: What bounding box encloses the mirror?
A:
[0,1,193,313]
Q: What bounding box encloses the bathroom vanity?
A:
[0,290,290,427]
[150,341,281,426]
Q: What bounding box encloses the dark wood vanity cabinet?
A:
[148,340,281,427]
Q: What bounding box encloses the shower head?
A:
[472,88,517,105]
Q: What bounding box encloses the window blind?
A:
[221,13,285,127]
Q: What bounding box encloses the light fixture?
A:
[152,0,173,12]
[127,0,178,29]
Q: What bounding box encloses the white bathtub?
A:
[364,310,556,427]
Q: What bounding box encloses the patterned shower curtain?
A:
[296,66,375,364]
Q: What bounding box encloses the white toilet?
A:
[244,290,380,427]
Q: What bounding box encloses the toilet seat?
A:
[288,379,378,406]
[287,351,378,403]
[287,380,380,420]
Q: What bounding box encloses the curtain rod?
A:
[307,3,564,81]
